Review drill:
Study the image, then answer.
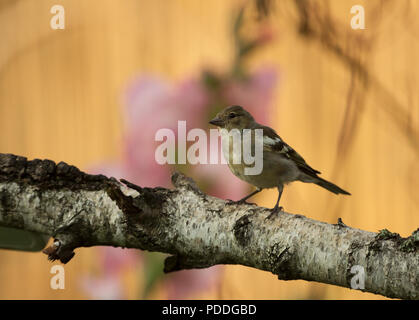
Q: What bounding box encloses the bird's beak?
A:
[209,117,224,127]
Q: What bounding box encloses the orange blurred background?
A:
[0,0,418,299]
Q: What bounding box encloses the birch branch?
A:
[0,153,417,299]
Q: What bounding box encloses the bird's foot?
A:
[265,206,284,220]
[225,199,257,206]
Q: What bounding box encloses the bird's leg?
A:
[238,188,262,203]
[226,188,262,205]
[266,185,284,220]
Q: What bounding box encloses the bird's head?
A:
[209,105,255,130]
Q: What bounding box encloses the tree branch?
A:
[0,153,417,299]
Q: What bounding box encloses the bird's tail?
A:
[313,176,351,195]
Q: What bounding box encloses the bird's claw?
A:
[265,206,283,220]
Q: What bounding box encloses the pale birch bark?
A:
[0,153,417,299]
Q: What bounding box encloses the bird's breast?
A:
[219,129,300,188]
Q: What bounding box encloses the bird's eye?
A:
[228,113,237,119]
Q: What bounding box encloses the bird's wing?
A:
[260,125,321,175]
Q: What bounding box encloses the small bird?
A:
[209,105,350,218]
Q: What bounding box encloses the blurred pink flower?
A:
[86,66,279,299]
[81,276,123,300]
[165,266,223,299]
[80,247,140,300]
[100,247,140,275]
[122,76,209,187]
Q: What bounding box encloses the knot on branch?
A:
[42,239,75,264]
[269,245,295,280]
[233,213,254,247]
[171,171,202,195]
